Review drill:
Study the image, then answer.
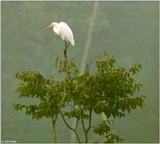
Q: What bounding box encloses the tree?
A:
[14,52,145,143]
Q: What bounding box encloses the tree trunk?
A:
[51,118,57,143]
[84,130,88,143]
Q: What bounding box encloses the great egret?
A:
[47,22,75,60]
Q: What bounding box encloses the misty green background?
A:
[2,1,159,143]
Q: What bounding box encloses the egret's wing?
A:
[59,22,75,46]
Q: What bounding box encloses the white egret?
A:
[47,22,75,60]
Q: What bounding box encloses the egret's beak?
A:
[47,24,53,29]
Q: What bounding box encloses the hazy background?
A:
[2,1,159,143]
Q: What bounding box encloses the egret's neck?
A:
[53,26,60,35]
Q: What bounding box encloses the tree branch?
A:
[86,110,92,132]
[80,109,87,132]
[75,118,79,130]
[60,111,80,143]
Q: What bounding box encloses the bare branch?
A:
[86,110,92,132]
[75,118,79,130]
[60,112,81,143]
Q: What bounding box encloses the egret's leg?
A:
[64,41,68,61]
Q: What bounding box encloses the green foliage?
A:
[14,54,145,143]
[94,120,122,143]
[14,71,64,119]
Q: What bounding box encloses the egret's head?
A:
[47,22,58,29]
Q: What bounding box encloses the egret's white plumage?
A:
[48,22,75,46]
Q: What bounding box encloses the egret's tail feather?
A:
[71,39,75,46]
